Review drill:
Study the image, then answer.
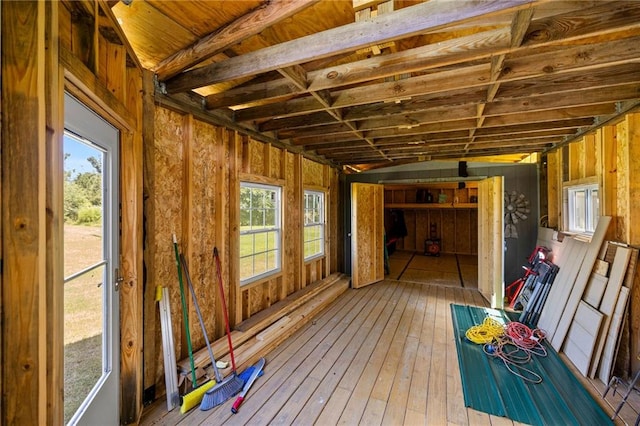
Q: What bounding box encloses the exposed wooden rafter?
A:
[162,0,542,93]
[109,0,640,167]
[154,0,320,80]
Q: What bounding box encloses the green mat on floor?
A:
[450,303,612,425]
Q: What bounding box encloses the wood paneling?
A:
[477,176,503,307]
[351,183,384,288]
[145,104,339,396]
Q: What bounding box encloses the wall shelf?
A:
[385,203,477,209]
[384,183,478,255]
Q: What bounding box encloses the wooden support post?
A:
[599,125,617,242]
[229,131,242,326]
[546,150,559,228]
[293,154,303,292]
[45,1,64,424]
[621,113,640,374]
[141,69,158,404]
[2,1,48,424]
[213,126,229,337]
[120,64,144,424]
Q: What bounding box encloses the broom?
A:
[180,254,242,412]
[172,235,198,392]
[200,247,244,410]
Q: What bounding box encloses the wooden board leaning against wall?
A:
[544,111,640,376]
[144,104,341,397]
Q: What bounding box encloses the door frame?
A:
[64,93,120,425]
[62,71,143,424]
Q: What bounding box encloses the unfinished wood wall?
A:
[144,105,340,397]
[545,111,640,375]
[1,1,145,424]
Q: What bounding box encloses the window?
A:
[240,182,281,284]
[566,184,599,233]
[304,190,325,260]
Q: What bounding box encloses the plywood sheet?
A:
[302,158,324,186]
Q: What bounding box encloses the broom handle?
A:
[214,247,237,373]
[181,254,224,383]
[173,234,198,387]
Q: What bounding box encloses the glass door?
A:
[63,93,119,425]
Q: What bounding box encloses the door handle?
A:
[114,268,124,292]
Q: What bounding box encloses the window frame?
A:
[239,181,282,286]
[303,189,326,261]
[564,182,599,234]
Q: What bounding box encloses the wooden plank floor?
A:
[141,275,640,425]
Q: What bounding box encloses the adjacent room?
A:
[3,1,640,425]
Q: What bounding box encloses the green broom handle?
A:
[173,234,197,388]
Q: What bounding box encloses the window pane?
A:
[253,252,267,275]
[574,190,586,231]
[240,183,281,283]
[589,189,599,232]
[239,256,254,279]
[566,184,599,234]
[303,190,324,259]
[63,134,105,423]
[239,234,253,257]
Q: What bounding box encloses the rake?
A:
[200,247,244,410]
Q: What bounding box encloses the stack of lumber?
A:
[176,273,350,385]
[537,217,639,383]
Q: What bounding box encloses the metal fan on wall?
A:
[504,190,530,238]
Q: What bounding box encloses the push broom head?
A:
[199,373,244,411]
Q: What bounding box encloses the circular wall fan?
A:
[504,191,530,238]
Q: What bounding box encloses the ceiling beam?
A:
[163,0,543,93]
[204,2,640,110]
[238,35,640,123]
[154,0,320,80]
[285,104,614,143]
